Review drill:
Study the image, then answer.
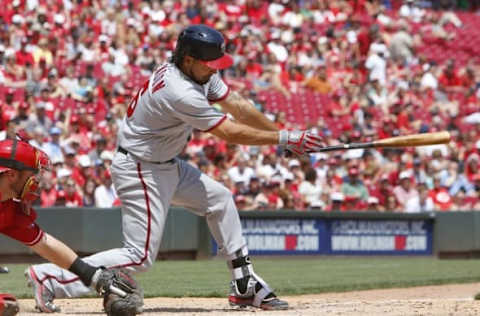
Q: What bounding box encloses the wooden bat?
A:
[317,131,451,152]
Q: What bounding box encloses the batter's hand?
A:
[279,130,325,156]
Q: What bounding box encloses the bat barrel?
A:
[372,131,451,148]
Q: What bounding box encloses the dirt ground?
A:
[17,282,480,315]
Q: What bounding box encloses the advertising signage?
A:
[329,219,432,255]
[213,217,433,256]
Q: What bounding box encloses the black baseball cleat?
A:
[228,293,289,310]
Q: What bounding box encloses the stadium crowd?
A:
[0,0,479,212]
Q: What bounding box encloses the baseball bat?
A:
[317,131,451,152]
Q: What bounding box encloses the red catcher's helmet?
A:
[0,139,49,173]
[0,139,51,202]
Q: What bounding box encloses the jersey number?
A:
[126,80,150,118]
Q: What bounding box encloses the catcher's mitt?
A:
[0,294,19,316]
[93,268,143,316]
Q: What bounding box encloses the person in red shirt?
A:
[438,60,463,92]
[15,37,34,67]
[39,170,57,207]
[0,139,142,314]
[356,24,380,58]
[460,66,476,89]
[245,54,263,78]
[63,178,83,207]
[370,174,394,207]
[428,175,453,211]
[246,0,268,22]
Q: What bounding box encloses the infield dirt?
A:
[17,282,480,315]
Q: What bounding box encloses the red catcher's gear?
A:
[0,139,51,203]
[0,293,19,316]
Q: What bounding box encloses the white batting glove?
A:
[279,130,325,156]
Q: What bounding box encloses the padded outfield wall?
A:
[0,208,478,258]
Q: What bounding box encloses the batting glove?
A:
[279,130,325,156]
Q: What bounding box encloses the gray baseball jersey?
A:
[118,62,228,162]
[29,62,248,299]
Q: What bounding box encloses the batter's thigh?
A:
[171,159,232,215]
[111,154,180,268]
[172,160,245,256]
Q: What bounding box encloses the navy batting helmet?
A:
[174,24,233,70]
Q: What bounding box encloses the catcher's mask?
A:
[0,138,51,202]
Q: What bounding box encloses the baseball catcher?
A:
[0,138,142,315]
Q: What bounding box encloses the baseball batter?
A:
[28,25,324,311]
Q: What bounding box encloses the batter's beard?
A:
[186,67,210,85]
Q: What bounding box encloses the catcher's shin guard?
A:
[227,248,288,310]
[0,294,19,316]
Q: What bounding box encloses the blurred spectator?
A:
[94,170,117,208]
[393,170,419,212]
[257,153,286,181]
[429,174,453,211]
[14,101,30,126]
[82,178,97,207]
[64,179,83,207]
[389,20,415,64]
[405,181,435,212]
[15,37,34,67]
[88,136,108,166]
[399,0,426,23]
[73,155,95,188]
[40,171,57,207]
[25,101,52,136]
[100,150,114,169]
[33,38,53,65]
[227,156,256,185]
[42,127,64,163]
[59,66,80,97]
[254,53,291,98]
[102,53,126,77]
[327,192,345,212]
[365,41,388,86]
[298,168,323,210]
[451,188,476,211]
[56,168,72,191]
[302,65,332,94]
[245,176,261,200]
[341,167,369,203]
[54,190,67,206]
[366,196,384,211]
[385,195,401,212]
[420,62,438,90]
[465,153,480,183]
[29,126,46,149]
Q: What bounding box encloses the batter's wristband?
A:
[279,130,288,146]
